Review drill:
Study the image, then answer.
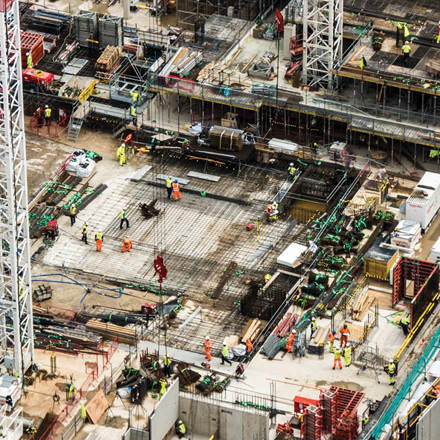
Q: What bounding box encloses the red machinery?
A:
[22,68,54,87]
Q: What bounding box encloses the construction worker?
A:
[81,223,88,245]
[163,355,171,377]
[130,90,139,104]
[159,379,167,396]
[328,330,336,353]
[263,273,272,284]
[403,24,410,41]
[235,362,245,379]
[116,143,126,166]
[175,420,186,439]
[172,179,182,201]
[395,22,403,47]
[67,383,76,400]
[221,343,232,366]
[287,162,297,179]
[120,208,129,229]
[359,56,367,70]
[44,105,52,125]
[339,323,350,348]
[95,231,103,252]
[130,104,137,125]
[344,343,352,367]
[332,345,342,370]
[69,204,77,226]
[245,338,253,353]
[286,330,296,353]
[437,21,440,44]
[80,404,87,420]
[266,201,279,221]
[26,52,33,68]
[121,236,132,253]
[165,176,173,199]
[311,142,318,158]
[402,41,411,66]
[204,336,212,361]
[310,317,317,338]
[399,314,410,336]
[386,359,397,385]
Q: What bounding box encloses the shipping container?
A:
[405,172,440,231]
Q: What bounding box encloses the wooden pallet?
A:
[86,319,136,345]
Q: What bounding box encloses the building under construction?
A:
[0,0,439,439]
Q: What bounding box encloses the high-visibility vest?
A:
[402,44,411,54]
[311,321,317,331]
[172,182,180,192]
[288,166,296,175]
[96,232,103,240]
[123,237,132,246]
[163,355,171,366]
[329,332,335,342]
[403,25,410,37]
[396,22,403,29]
[70,205,76,215]
[205,340,211,350]
[222,346,228,357]
[130,91,139,103]
[178,423,186,434]
[130,105,136,117]
[344,347,351,357]
[340,327,350,336]
[27,54,33,67]
[388,362,396,375]
[401,316,410,325]
[82,225,88,234]
[120,210,126,219]
[80,404,87,419]
[45,108,52,118]
[166,178,172,188]
[334,349,341,359]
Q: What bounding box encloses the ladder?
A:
[67,116,84,142]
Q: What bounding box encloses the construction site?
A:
[1,0,440,439]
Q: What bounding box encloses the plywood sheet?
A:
[85,389,109,424]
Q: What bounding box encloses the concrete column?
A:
[122,0,130,20]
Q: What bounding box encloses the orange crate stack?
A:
[20,31,44,68]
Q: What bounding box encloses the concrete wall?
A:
[417,397,440,440]
[149,378,179,440]
[179,393,270,440]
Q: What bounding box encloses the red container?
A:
[20,31,44,68]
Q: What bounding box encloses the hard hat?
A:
[174,179,178,183]
[205,336,209,340]
[389,359,394,363]
[223,342,227,346]
[405,40,409,44]
[343,324,347,328]
[289,162,294,166]
[292,329,297,334]
[27,52,30,56]
[122,142,125,146]
[312,317,316,321]
[45,105,48,108]
[332,330,336,335]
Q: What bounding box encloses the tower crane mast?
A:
[0,0,34,378]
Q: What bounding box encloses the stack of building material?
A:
[241,318,262,342]
[274,313,296,337]
[74,11,98,47]
[304,405,323,440]
[268,138,299,154]
[86,319,136,345]
[208,126,244,151]
[20,31,44,68]
[96,46,121,72]
[351,286,374,321]
[98,15,123,49]
[31,9,70,34]
[307,324,329,355]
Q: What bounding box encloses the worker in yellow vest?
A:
[69,204,77,226]
[116,143,126,166]
[26,52,33,68]
[81,223,88,245]
[332,346,342,370]
[165,176,172,199]
[402,41,411,66]
[44,105,52,125]
[95,231,103,252]
[386,359,397,385]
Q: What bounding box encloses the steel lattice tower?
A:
[302,0,343,89]
[0,0,34,377]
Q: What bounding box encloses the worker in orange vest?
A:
[332,345,342,370]
[204,336,212,361]
[339,323,350,348]
[245,338,253,353]
[121,236,132,253]
[286,330,297,353]
[172,180,181,201]
[328,330,336,353]
[95,231,103,252]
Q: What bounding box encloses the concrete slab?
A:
[187,171,221,182]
